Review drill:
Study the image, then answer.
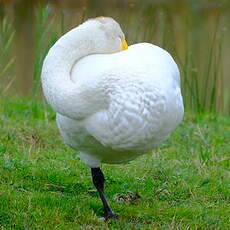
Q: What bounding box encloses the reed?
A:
[0,1,229,114]
[0,17,15,94]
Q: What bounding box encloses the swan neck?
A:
[41,25,96,118]
[47,26,95,71]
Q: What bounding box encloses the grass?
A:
[0,97,229,229]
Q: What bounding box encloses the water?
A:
[0,0,229,114]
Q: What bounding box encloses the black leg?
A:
[91,167,118,220]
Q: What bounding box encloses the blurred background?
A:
[0,0,229,114]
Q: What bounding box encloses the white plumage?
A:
[41,17,184,168]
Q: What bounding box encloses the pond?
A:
[0,0,229,114]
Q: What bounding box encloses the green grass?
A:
[0,97,229,229]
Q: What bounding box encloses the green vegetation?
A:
[0,1,229,229]
[0,97,229,229]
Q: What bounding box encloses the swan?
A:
[41,17,184,220]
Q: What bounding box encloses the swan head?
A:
[86,17,128,53]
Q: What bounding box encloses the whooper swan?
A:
[41,17,184,219]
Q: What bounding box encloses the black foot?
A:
[104,211,119,221]
[91,168,118,221]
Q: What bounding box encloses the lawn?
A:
[0,97,229,229]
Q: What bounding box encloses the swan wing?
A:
[67,43,183,151]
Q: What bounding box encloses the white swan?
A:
[41,17,184,219]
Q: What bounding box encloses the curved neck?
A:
[41,24,99,119]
